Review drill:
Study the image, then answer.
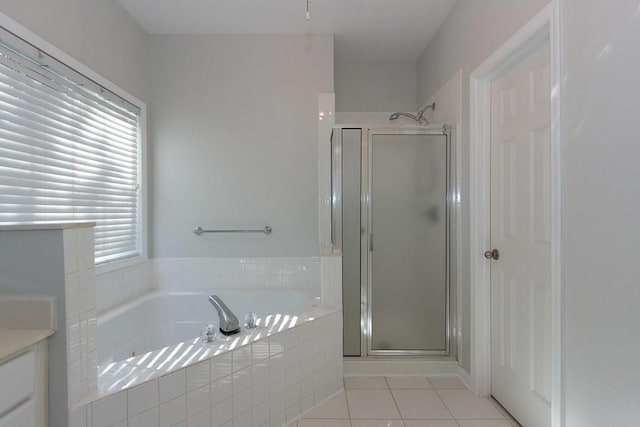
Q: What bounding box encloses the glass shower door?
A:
[368,133,449,355]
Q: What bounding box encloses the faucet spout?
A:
[208,295,241,335]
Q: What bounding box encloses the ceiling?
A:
[116,0,456,61]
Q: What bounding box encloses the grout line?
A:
[334,377,512,426]
[425,376,435,390]
[434,387,457,422]
[342,380,353,425]
[488,396,518,424]
[386,381,405,421]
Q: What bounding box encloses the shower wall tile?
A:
[320,255,342,309]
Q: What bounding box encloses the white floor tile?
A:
[403,421,458,427]
[346,389,401,419]
[345,376,389,389]
[298,420,351,427]
[391,389,452,420]
[386,376,433,390]
[351,420,406,427]
[303,391,349,419]
[427,376,467,390]
[488,398,520,425]
[437,390,504,419]
[457,420,513,427]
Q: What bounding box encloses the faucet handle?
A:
[244,312,258,329]
[202,324,217,343]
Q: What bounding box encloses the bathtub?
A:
[97,289,316,365]
[84,288,343,427]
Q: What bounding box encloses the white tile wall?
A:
[68,311,343,427]
[95,256,323,316]
[320,255,342,309]
[96,262,150,314]
[63,226,98,408]
[149,258,321,295]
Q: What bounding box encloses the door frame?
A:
[469,2,563,426]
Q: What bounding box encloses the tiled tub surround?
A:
[149,258,322,295]
[76,255,343,426]
[97,289,318,366]
[70,309,343,427]
[96,257,324,315]
[63,225,99,408]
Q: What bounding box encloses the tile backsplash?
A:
[96,263,149,314]
[149,257,321,294]
[97,257,324,314]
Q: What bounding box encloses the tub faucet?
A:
[208,295,241,336]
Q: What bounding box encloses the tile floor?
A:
[296,376,521,427]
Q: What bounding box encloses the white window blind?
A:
[0,29,142,264]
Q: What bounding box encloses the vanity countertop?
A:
[0,328,54,359]
[0,296,56,359]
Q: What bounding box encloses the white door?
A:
[489,41,551,427]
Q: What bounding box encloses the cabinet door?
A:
[0,400,35,427]
[0,351,35,413]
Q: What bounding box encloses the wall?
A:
[0,0,148,101]
[416,0,550,375]
[562,0,640,425]
[149,35,334,258]
[335,59,417,112]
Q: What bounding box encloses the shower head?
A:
[388,102,436,124]
[389,111,417,121]
[388,111,424,123]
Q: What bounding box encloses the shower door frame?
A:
[332,124,457,359]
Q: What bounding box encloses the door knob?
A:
[484,249,500,260]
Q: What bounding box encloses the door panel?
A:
[342,129,363,356]
[369,134,448,353]
[490,41,551,427]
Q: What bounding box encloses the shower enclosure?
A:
[332,125,456,358]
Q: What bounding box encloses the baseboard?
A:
[457,365,472,390]
[343,359,459,376]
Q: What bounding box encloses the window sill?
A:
[95,254,147,276]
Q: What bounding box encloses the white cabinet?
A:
[0,400,35,427]
[0,342,47,427]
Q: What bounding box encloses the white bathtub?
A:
[97,289,317,365]
[85,287,342,427]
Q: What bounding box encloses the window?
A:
[0,28,143,265]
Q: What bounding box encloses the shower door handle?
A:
[369,233,373,252]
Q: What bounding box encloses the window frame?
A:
[0,13,148,273]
